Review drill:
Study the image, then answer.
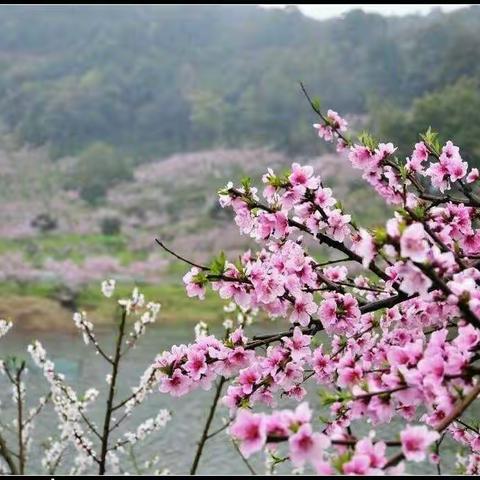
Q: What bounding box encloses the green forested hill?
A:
[0,5,479,159]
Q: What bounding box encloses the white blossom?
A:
[73,311,94,345]
[194,321,208,338]
[101,279,116,298]
[0,319,12,338]
[222,318,234,330]
[119,287,145,314]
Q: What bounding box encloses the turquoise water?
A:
[0,324,459,475]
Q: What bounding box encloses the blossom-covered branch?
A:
[154,89,480,475]
[26,283,170,475]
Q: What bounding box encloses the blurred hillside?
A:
[0,144,390,327]
[0,5,479,158]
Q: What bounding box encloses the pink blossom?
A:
[318,292,360,335]
[336,137,348,152]
[183,350,207,381]
[454,324,480,351]
[349,145,378,172]
[158,370,191,397]
[183,267,206,300]
[367,395,394,424]
[376,142,397,161]
[162,114,480,474]
[314,187,336,209]
[313,110,347,143]
[355,438,386,468]
[290,292,317,327]
[230,409,267,457]
[353,228,376,267]
[326,209,351,242]
[289,163,318,190]
[313,122,334,142]
[467,168,479,184]
[326,109,348,132]
[343,454,371,474]
[282,326,311,362]
[238,366,261,395]
[312,346,333,382]
[280,185,305,209]
[398,263,432,296]
[441,141,467,182]
[426,141,467,191]
[400,223,429,263]
[426,161,450,192]
[288,423,330,466]
[400,425,440,462]
[407,141,429,173]
[289,402,312,425]
[323,265,348,282]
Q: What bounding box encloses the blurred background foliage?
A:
[0,5,479,161]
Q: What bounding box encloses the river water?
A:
[1,324,459,475]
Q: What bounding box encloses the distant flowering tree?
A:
[0,285,171,475]
[153,84,480,475]
[0,319,50,475]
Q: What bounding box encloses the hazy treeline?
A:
[0,5,479,162]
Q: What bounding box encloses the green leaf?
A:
[234,257,246,277]
[319,389,340,406]
[192,271,208,285]
[398,163,409,181]
[332,452,352,473]
[395,208,409,220]
[412,205,426,220]
[358,131,378,151]
[241,176,252,191]
[270,172,290,188]
[373,226,388,245]
[422,126,437,145]
[210,251,226,276]
[421,127,441,156]
[312,96,321,111]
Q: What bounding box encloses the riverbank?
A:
[0,282,226,331]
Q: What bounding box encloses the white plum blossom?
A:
[101,279,116,298]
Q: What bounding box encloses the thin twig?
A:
[155,238,209,270]
[231,439,257,475]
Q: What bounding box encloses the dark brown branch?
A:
[14,361,26,475]
[112,368,157,413]
[98,308,128,475]
[155,238,209,270]
[315,257,351,267]
[190,376,227,475]
[0,433,18,475]
[299,82,351,147]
